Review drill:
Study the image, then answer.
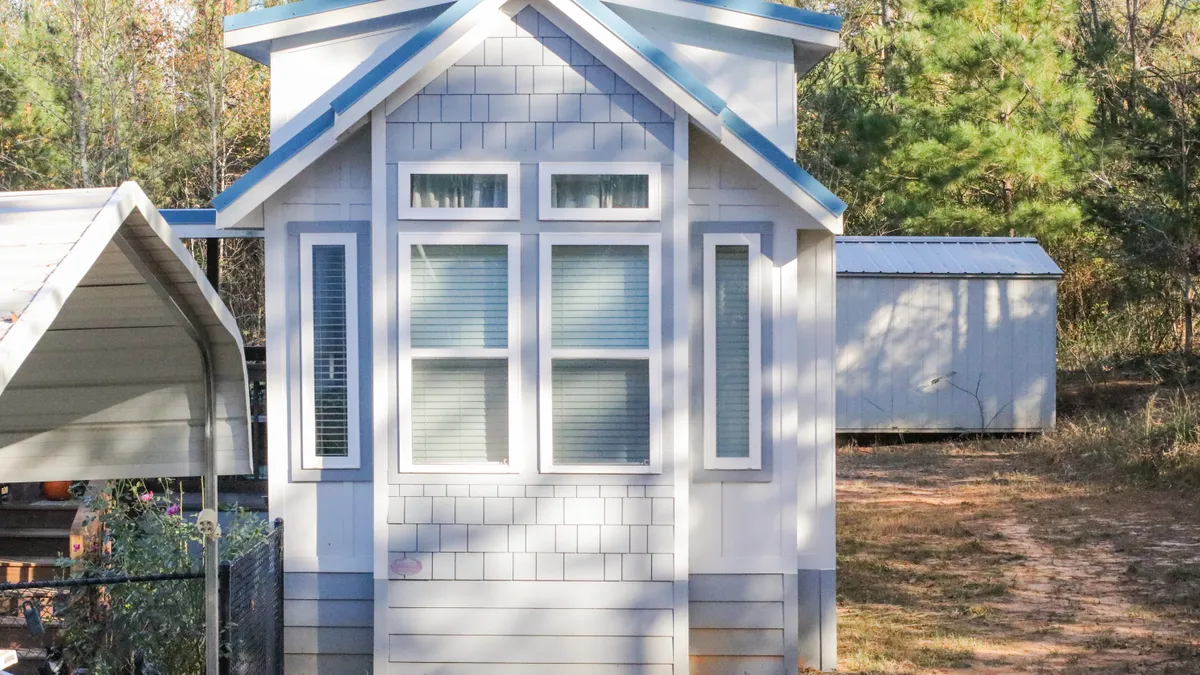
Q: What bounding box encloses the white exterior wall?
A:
[612,7,797,154]
[836,275,1058,432]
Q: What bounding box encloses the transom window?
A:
[703,233,763,470]
[299,233,360,470]
[398,234,521,473]
[398,162,520,220]
[539,163,661,221]
[539,234,662,473]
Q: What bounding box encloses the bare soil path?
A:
[836,440,1200,674]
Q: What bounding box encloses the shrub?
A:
[58,480,268,675]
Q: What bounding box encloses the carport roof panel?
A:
[836,236,1063,277]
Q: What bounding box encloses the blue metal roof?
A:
[159,209,217,225]
[836,237,1063,276]
[212,0,846,222]
[681,0,841,31]
[572,0,725,115]
[225,0,841,33]
[330,0,487,114]
[212,109,335,212]
[720,108,846,217]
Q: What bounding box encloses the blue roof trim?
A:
[680,0,841,31]
[719,108,846,217]
[212,108,335,211]
[571,0,725,115]
[226,0,384,32]
[329,0,485,115]
[160,209,217,225]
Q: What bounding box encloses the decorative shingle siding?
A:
[386,485,674,582]
[387,7,673,156]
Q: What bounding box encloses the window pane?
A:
[553,359,649,465]
[411,244,507,348]
[412,359,508,465]
[715,245,751,458]
[411,174,508,209]
[311,245,350,458]
[551,174,649,209]
[552,245,649,349]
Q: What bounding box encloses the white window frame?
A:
[300,232,361,470]
[538,162,662,222]
[397,233,522,473]
[538,233,662,474]
[703,233,763,470]
[397,162,521,220]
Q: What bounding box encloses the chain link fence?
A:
[0,520,283,675]
[219,518,284,675]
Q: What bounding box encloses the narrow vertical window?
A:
[704,233,762,470]
[539,235,661,473]
[300,233,360,470]
[399,235,521,472]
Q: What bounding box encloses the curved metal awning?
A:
[0,182,251,482]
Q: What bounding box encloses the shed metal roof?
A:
[0,183,252,482]
[836,237,1063,277]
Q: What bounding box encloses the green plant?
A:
[58,480,268,675]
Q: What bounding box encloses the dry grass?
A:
[836,414,1200,675]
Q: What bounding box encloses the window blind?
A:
[552,359,650,465]
[412,359,508,465]
[311,244,351,458]
[715,245,751,458]
[411,245,508,348]
[551,245,649,349]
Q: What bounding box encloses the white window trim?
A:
[538,162,662,222]
[397,232,522,473]
[397,162,521,221]
[299,232,361,470]
[703,233,763,470]
[539,233,662,474]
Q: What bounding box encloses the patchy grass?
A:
[836,422,1200,674]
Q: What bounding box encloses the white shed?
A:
[836,236,1062,433]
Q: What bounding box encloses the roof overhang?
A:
[0,183,252,483]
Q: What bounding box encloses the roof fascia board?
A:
[0,190,121,395]
[718,129,842,233]
[335,0,514,136]
[225,0,451,66]
[603,0,839,48]
[542,0,724,136]
[212,108,334,216]
[216,125,340,229]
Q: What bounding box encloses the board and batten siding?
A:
[265,118,379,672]
[836,275,1058,432]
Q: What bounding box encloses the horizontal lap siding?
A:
[284,572,373,675]
[689,575,786,675]
[388,580,674,671]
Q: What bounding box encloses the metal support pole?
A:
[113,232,223,674]
[206,238,220,291]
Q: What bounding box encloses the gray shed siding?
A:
[836,275,1058,432]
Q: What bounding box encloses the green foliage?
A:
[59,480,269,675]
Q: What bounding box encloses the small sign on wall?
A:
[388,552,430,579]
[390,556,423,576]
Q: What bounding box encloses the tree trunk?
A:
[71,0,88,187]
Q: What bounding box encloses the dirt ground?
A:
[836,438,1200,674]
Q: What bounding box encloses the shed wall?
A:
[836,275,1057,432]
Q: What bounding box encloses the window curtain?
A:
[310,245,350,457]
[411,174,508,209]
[550,174,649,209]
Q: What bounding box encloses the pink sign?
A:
[391,557,423,576]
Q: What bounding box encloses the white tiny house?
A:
[213,0,845,672]
[836,237,1062,434]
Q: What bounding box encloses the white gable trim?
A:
[603,0,839,48]
[720,131,844,233]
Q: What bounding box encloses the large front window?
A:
[398,235,521,472]
[539,235,661,473]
